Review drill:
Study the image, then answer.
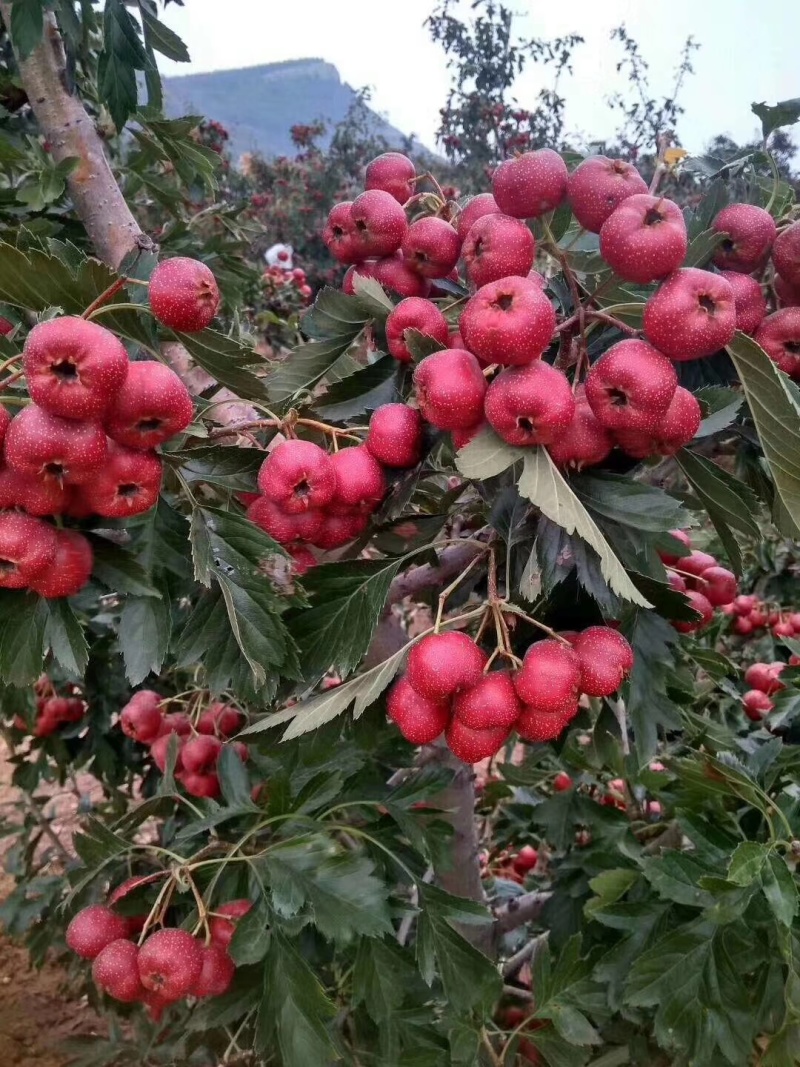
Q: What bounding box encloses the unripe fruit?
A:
[366,404,424,468]
[673,589,714,633]
[5,405,107,484]
[773,221,800,287]
[323,201,361,263]
[23,317,129,421]
[191,945,236,998]
[547,389,613,470]
[104,361,194,449]
[700,566,737,607]
[92,939,144,1002]
[516,705,574,742]
[209,899,252,949]
[138,929,204,999]
[120,691,163,742]
[258,439,336,514]
[492,148,568,219]
[584,339,677,432]
[553,771,573,791]
[413,348,487,430]
[712,204,776,273]
[599,194,687,284]
[452,671,521,730]
[350,190,408,258]
[754,309,800,379]
[643,268,736,360]
[79,442,162,518]
[566,156,648,233]
[0,511,57,588]
[445,717,510,763]
[310,509,368,550]
[402,217,461,278]
[462,213,535,288]
[459,275,556,366]
[456,193,500,241]
[572,627,634,697]
[406,631,487,701]
[615,385,701,459]
[743,689,774,721]
[484,361,575,446]
[66,904,129,960]
[29,529,93,598]
[330,445,386,513]
[182,734,222,774]
[149,257,220,332]
[387,677,451,744]
[385,297,449,363]
[246,496,323,545]
[720,271,766,335]
[365,151,415,204]
[514,639,581,714]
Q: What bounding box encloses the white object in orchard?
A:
[264,243,294,270]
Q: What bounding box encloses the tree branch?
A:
[385,541,486,606]
[502,932,549,979]
[493,891,552,938]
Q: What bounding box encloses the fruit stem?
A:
[86,301,154,321]
[0,352,22,374]
[501,602,572,645]
[433,549,488,632]
[81,275,128,318]
[0,368,24,392]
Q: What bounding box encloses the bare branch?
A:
[386,540,486,606]
[493,891,552,937]
[502,932,549,978]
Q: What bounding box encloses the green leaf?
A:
[683,228,726,269]
[416,909,501,1012]
[0,591,47,685]
[572,473,686,533]
[138,4,190,62]
[118,596,170,685]
[675,449,760,538]
[455,426,523,480]
[90,539,161,598]
[694,386,743,437]
[517,448,649,606]
[625,921,713,1007]
[353,938,413,1021]
[173,445,261,492]
[100,0,149,131]
[44,599,89,677]
[314,355,398,421]
[642,852,715,907]
[752,97,800,138]
[169,328,271,403]
[404,328,449,361]
[585,869,638,918]
[352,274,393,317]
[761,853,798,927]
[228,897,270,965]
[0,240,119,315]
[727,841,769,886]
[10,0,44,59]
[216,744,254,809]
[418,883,493,926]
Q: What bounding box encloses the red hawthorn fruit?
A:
[658,528,691,566]
[150,733,184,774]
[584,339,677,433]
[772,221,800,287]
[182,772,221,799]
[0,316,13,336]
[0,467,70,516]
[572,627,634,697]
[23,316,129,421]
[191,945,236,998]
[553,771,573,791]
[566,156,648,233]
[350,189,408,258]
[749,609,768,629]
[754,309,800,379]
[413,348,487,430]
[197,702,244,738]
[743,689,774,721]
[0,511,57,589]
[330,445,386,513]
[364,151,416,204]
[732,595,756,616]
[700,566,738,607]
[673,589,714,633]
[773,620,795,638]
[745,662,784,695]
[484,361,575,446]
[323,201,361,263]
[104,361,194,449]
[720,271,767,335]
[209,900,252,949]
[451,422,484,451]
[149,257,221,332]
[257,439,336,514]
[492,148,568,219]
[137,929,204,1000]
[712,203,776,272]
[775,274,800,309]
[93,939,145,1003]
[4,405,107,484]
[401,216,461,278]
[354,254,431,298]
[385,297,449,363]
[66,904,129,960]
[459,275,556,366]
[309,509,368,550]
[599,194,688,284]
[246,496,324,545]
[514,639,581,714]
[181,735,222,775]
[615,385,701,458]
[28,529,93,599]
[456,192,500,241]
[547,388,613,470]
[286,543,317,575]
[790,614,800,632]
[733,617,754,635]
[452,671,521,730]
[406,631,487,701]
[462,213,535,288]
[120,690,163,743]
[0,405,9,450]
[445,716,510,763]
[513,844,539,874]
[643,268,736,360]
[387,676,451,744]
[79,442,162,518]
[516,705,574,742]
[366,404,424,468]
[680,550,717,578]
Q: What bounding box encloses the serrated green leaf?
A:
[416,909,501,1012]
[642,852,715,906]
[100,0,149,131]
[173,445,261,492]
[675,448,760,538]
[0,590,47,685]
[228,896,270,965]
[683,228,726,268]
[10,0,45,60]
[90,539,161,598]
[761,853,798,927]
[572,472,686,533]
[44,598,89,677]
[314,355,398,420]
[352,274,393,317]
[168,328,271,402]
[404,328,449,362]
[216,743,254,808]
[118,596,170,684]
[353,938,413,1022]
[625,921,713,1007]
[752,97,800,138]
[138,4,190,62]
[727,841,769,886]
[455,426,524,480]
[694,386,743,437]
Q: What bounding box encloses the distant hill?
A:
[163,58,422,160]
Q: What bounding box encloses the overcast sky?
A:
[160,0,799,154]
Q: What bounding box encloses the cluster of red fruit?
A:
[12,673,86,737]
[387,626,633,762]
[262,264,313,305]
[119,690,247,799]
[66,888,253,1018]
[658,529,739,632]
[741,660,793,721]
[0,257,220,598]
[724,593,800,638]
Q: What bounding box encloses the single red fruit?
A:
[385,297,449,363]
[513,844,539,874]
[566,156,648,233]
[0,316,13,336]
[23,316,129,421]
[387,676,451,744]
[452,670,521,730]
[673,590,714,633]
[484,361,575,446]
[413,348,487,430]
[0,467,71,516]
[402,217,461,278]
[0,511,57,589]
[406,631,487,701]
[553,771,573,791]
[286,543,317,575]
[354,254,431,298]
[104,361,193,449]
[745,662,783,696]
[246,496,323,545]
[445,717,510,763]
[350,190,408,258]
[572,627,634,697]
[182,772,221,799]
[700,566,738,607]
[514,639,581,714]
[643,268,736,360]
[28,529,93,599]
[150,733,184,773]
[149,257,220,332]
[365,151,415,204]
[197,702,244,738]
[733,616,754,635]
[459,274,556,366]
[120,691,163,743]
[330,445,386,514]
[680,550,717,578]
[516,705,574,742]
[773,620,795,638]
[323,201,361,263]
[209,900,252,949]
[366,404,424,468]
[492,148,568,219]
[462,214,535,288]
[191,945,236,998]
[79,442,162,518]
[773,221,800,287]
[4,405,107,484]
[182,734,222,774]
[309,509,368,550]
[258,439,336,514]
[457,193,500,241]
[584,339,677,433]
[615,385,701,459]
[775,274,800,309]
[733,594,757,616]
[720,271,766,335]
[547,387,613,470]
[600,194,687,283]
[743,689,774,721]
[754,309,800,379]
[137,929,204,999]
[92,939,144,1002]
[66,904,129,960]
[712,204,776,273]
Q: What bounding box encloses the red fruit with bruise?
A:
[385,297,449,363]
[615,385,701,458]
[402,217,461,278]
[387,677,451,744]
[309,509,368,550]
[209,900,252,949]
[754,309,800,379]
[452,671,521,730]
[406,631,487,701]
[104,361,194,449]
[445,716,510,763]
[79,442,162,518]
[720,271,766,334]
[700,566,737,607]
[484,361,575,446]
[0,511,57,589]
[323,201,362,263]
[514,639,581,713]
[413,348,487,430]
[23,316,129,421]
[743,689,774,721]
[456,192,500,241]
[459,275,556,365]
[462,213,535,288]
[572,627,634,697]
[258,439,335,514]
[599,194,687,283]
[712,204,776,272]
[566,156,648,233]
[365,151,415,204]
[350,189,408,258]
[492,148,568,219]
[137,929,204,999]
[673,589,714,633]
[4,405,107,485]
[643,268,736,360]
[330,445,386,514]
[92,939,144,1002]
[547,388,613,470]
[29,529,93,598]
[773,221,800,287]
[366,403,424,468]
[584,339,677,433]
[66,904,129,960]
[246,496,323,545]
[191,945,236,998]
[149,257,220,332]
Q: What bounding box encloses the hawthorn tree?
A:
[4,4,800,1067]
